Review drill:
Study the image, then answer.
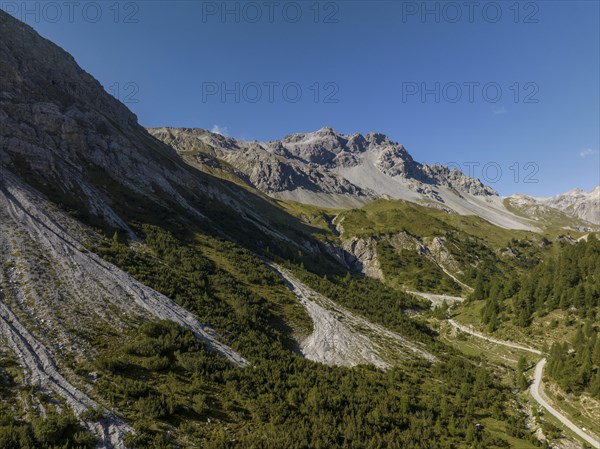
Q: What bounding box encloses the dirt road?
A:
[530,359,599,448]
[447,319,599,448]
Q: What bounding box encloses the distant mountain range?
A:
[508,186,600,225]
[149,127,599,228]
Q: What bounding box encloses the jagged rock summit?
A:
[150,127,541,230]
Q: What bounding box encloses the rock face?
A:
[151,127,370,198]
[0,11,279,448]
[341,237,384,279]
[0,12,192,226]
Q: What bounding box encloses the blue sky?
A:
[6,0,599,196]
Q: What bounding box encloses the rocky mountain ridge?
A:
[150,127,542,230]
[150,127,599,229]
[0,11,332,252]
[542,186,599,224]
[150,126,497,199]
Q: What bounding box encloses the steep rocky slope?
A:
[272,265,436,367]
[0,12,319,252]
[0,11,298,447]
[0,167,247,446]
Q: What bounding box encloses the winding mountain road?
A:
[407,291,464,307]
[447,319,599,448]
[530,359,599,448]
[448,319,541,355]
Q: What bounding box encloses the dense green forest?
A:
[92,318,538,449]
[546,322,600,398]
[475,236,599,329]
[377,241,462,295]
[471,236,600,397]
[88,226,540,448]
[512,236,600,323]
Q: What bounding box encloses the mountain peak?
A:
[315,126,338,136]
[0,9,136,128]
[365,132,392,145]
[563,188,585,196]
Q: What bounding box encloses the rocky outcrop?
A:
[335,232,466,291]
[555,234,578,245]
[427,236,463,275]
[341,237,384,279]
[387,232,428,254]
